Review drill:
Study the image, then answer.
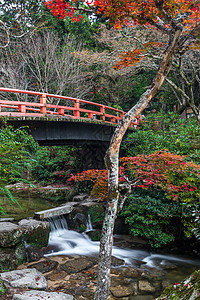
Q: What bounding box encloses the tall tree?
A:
[45,1,200,299]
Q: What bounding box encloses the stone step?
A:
[34,203,78,219]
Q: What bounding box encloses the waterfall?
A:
[45,215,200,270]
[47,215,68,236]
[85,214,93,232]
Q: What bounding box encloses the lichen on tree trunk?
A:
[94,28,182,300]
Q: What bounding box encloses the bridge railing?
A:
[0,88,140,128]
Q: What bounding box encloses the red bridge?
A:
[0,88,139,127]
[0,88,138,169]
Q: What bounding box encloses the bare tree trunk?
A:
[94,28,182,300]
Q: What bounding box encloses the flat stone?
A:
[29,259,58,273]
[60,257,95,273]
[139,280,156,293]
[12,290,73,299]
[0,268,47,290]
[34,204,74,219]
[0,222,23,247]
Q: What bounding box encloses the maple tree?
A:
[45,0,200,299]
[70,151,200,204]
[69,150,200,243]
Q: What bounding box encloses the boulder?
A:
[12,290,73,300]
[111,256,125,267]
[156,269,200,300]
[110,276,135,297]
[0,222,23,247]
[0,268,48,290]
[0,242,26,271]
[139,280,156,293]
[18,219,50,247]
[0,218,14,222]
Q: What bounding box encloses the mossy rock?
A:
[0,279,7,296]
[0,242,26,271]
[18,219,50,248]
[156,269,200,300]
[88,205,105,229]
[0,222,24,248]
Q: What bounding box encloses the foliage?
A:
[64,14,105,50]
[121,189,188,248]
[123,113,200,162]
[32,145,79,184]
[0,125,37,214]
[88,205,105,226]
[70,151,200,244]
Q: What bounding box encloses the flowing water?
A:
[46,215,200,282]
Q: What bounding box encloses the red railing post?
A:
[111,116,116,123]
[40,94,47,115]
[58,108,65,116]
[120,112,125,119]
[100,106,105,121]
[18,104,26,113]
[88,112,93,119]
[74,100,80,118]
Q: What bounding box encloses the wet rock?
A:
[111,267,139,278]
[60,257,95,273]
[111,256,125,267]
[72,194,88,202]
[110,276,135,297]
[73,213,87,227]
[162,279,172,289]
[156,269,200,300]
[0,242,26,271]
[29,259,58,274]
[26,245,49,262]
[0,222,24,247]
[18,218,50,247]
[160,261,178,270]
[140,268,166,281]
[139,280,156,293]
[12,290,73,300]
[0,268,47,290]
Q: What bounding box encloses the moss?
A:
[156,270,200,300]
[24,224,50,248]
[0,279,7,296]
[88,205,105,228]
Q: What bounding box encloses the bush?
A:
[121,189,191,248]
[31,146,79,184]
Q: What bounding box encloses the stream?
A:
[46,215,200,284]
